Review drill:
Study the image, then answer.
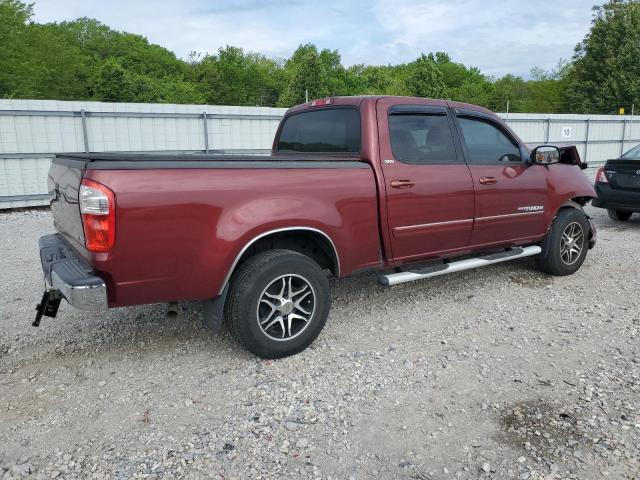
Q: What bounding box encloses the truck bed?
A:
[48,153,382,307]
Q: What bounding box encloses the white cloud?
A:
[32,0,342,59]
[369,0,594,75]
[32,0,594,76]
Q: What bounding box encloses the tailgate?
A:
[605,159,640,190]
[48,157,88,250]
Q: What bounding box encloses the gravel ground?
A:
[1,200,639,479]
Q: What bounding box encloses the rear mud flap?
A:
[202,285,229,333]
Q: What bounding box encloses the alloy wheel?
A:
[256,274,316,341]
[560,221,584,265]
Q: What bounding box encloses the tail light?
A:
[310,98,332,107]
[79,179,115,252]
[595,167,609,183]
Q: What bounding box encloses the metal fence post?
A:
[621,118,627,155]
[545,118,551,143]
[80,109,89,153]
[202,112,210,154]
[584,119,590,163]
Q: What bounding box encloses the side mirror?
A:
[530,145,560,165]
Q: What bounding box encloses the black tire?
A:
[607,209,633,222]
[224,249,331,359]
[535,208,590,276]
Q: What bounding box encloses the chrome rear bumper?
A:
[39,234,108,311]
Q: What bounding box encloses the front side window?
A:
[388,114,457,164]
[277,108,360,153]
[458,117,521,164]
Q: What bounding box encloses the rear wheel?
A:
[536,208,590,276]
[224,249,331,359]
[607,209,633,222]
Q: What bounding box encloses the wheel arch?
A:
[556,198,589,214]
[218,227,340,295]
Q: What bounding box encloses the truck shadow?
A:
[9,255,583,370]
[7,302,253,373]
[328,257,551,322]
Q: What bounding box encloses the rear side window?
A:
[458,117,521,164]
[621,144,640,159]
[277,108,361,153]
[389,114,457,164]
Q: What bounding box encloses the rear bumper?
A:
[592,183,640,211]
[39,234,108,310]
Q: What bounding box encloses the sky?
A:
[32,0,596,77]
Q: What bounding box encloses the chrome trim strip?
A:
[476,211,545,221]
[218,227,340,296]
[394,218,474,232]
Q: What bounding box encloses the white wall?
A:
[1,100,638,209]
[500,112,639,167]
[0,100,286,208]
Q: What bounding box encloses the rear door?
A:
[453,110,549,247]
[377,99,475,263]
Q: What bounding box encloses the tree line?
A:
[1,0,638,114]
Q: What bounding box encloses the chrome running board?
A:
[379,246,542,287]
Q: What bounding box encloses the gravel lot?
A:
[1,199,639,479]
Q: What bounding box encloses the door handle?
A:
[479,176,497,185]
[390,179,415,189]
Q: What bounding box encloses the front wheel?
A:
[607,209,633,222]
[224,249,331,359]
[536,208,590,276]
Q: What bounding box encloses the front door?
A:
[377,99,475,263]
[454,112,549,247]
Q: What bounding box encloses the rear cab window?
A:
[277,108,361,153]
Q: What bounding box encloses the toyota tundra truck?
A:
[36,96,597,358]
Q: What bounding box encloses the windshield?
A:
[621,144,640,159]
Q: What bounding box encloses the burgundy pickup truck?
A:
[37,96,597,358]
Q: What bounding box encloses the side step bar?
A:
[379,246,542,287]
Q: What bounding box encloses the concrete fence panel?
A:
[0,99,638,209]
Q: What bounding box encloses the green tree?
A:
[405,54,448,99]
[488,74,531,112]
[0,0,586,112]
[0,0,31,44]
[526,61,571,113]
[451,79,494,108]
[194,46,283,106]
[346,64,395,95]
[91,57,135,102]
[1,13,89,100]
[0,0,33,96]
[568,0,640,113]
[429,51,486,90]
[278,44,347,106]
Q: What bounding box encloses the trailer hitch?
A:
[33,290,62,327]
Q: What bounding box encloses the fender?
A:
[217,226,340,296]
[542,164,596,231]
[543,199,586,236]
[539,199,596,260]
